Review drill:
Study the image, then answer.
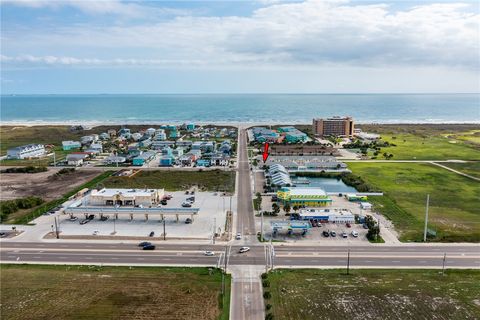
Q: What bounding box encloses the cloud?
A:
[1,0,147,17]
[2,1,479,69]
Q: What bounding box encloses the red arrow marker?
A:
[262,143,270,162]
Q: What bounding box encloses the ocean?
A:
[1,94,479,124]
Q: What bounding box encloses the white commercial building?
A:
[88,188,164,207]
[7,144,46,159]
[298,208,355,223]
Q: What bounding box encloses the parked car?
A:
[351,230,359,237]
[149,231,155,237]
[363,224,369,229]
[330,230,337,237]
[342,232,348,238]
[185,218,192,224]
[238,247,250,253]
[181,202,192,207]
[69,216,78,221]
[138,241,152,247]
[346,223,351,228]
[204,251,214,256]
[0,232,7,238]
[100,215,109,221]
[87,214,95,220]
[235,233,242,240]
[79,219,89,225]
[322,230,330,237]
[311,220,317,227]
[142,244,156,250]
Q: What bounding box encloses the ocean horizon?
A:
[1,93,479,125]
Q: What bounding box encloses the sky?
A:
[1,0,479,94]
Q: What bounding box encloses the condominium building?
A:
[312,116,354,137]
[7,144,46,159]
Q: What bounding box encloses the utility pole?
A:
[346,249,350,275]
[423,194,430,242]
[260,210,264,242]
[442,253,446,275]
[213,218,216,244]
[54,216,59,239]
[163,218,166,240]
[53,151,56,167]
[113,216,116,234]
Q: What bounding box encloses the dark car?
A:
[138,241,152,247]
[149,231,155,237]
[80,219,89,225]
[100,215,109,221]
[322,230,330,237]
[182,202,192,208]
[87,214,95,220]
[346,223,351,228]
[187,196,195,202]
[160,200,168,205]
[142,244,156,250]
[185,218,192,224]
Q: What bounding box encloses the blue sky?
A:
[1,0,479,94]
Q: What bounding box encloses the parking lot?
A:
[57,191,230,240]
[256,194,377,244]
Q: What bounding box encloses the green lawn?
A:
[104,170,236,193]
[440,161,480,179]
[356,124,480,160]
[348,163,480,242]
[374,133,479,160]
[1,264,230,320]
[265,269,480,320]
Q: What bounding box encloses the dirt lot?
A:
[0,168,102,201]
[1,264,230,320]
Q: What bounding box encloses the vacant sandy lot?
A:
[0,168,102,200]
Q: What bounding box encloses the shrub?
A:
[263,291,271,299]
[265,304,272,311]
[265,313,274,320]
[262,280,270,287]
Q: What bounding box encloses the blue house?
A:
[159,155,174,167]
[62,141,81,151]
[196,159,211,167]
[186,123,195,131]
[132,151,155,166]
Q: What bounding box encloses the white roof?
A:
[289,188,327,196]
[91,188,157,197]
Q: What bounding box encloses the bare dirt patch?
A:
[0,168,102,201]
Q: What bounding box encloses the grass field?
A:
[103,170,235,193]
[348,163,480,242]
[441,161,480,179]
[265,269,480,320]
[357,124,480,160]
[1,264,230,320]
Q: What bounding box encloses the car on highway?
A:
[142,244,156,250]
[186,196,195,203]
[351,230,359,237]
[138,241,152,247]
[181,202,192,207]
[149,231,155,237]
[204,251,215,256]
[330,230,337,237]
[79,219,89,225]
[185,218,192,224]
[238,247,250,253]
[160,199,168,205]
[87,214,95,220]
[235,233,242,240]
[322,230,330,237]
[100,215,109,221]
[69,216,78,221]
[163,195,172,200]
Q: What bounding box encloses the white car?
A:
[351,230,359,238]
[235,233,242,240]
[204,251,215,256]
[238,247,250,253]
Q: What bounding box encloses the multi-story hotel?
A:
[312,116,355,137]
